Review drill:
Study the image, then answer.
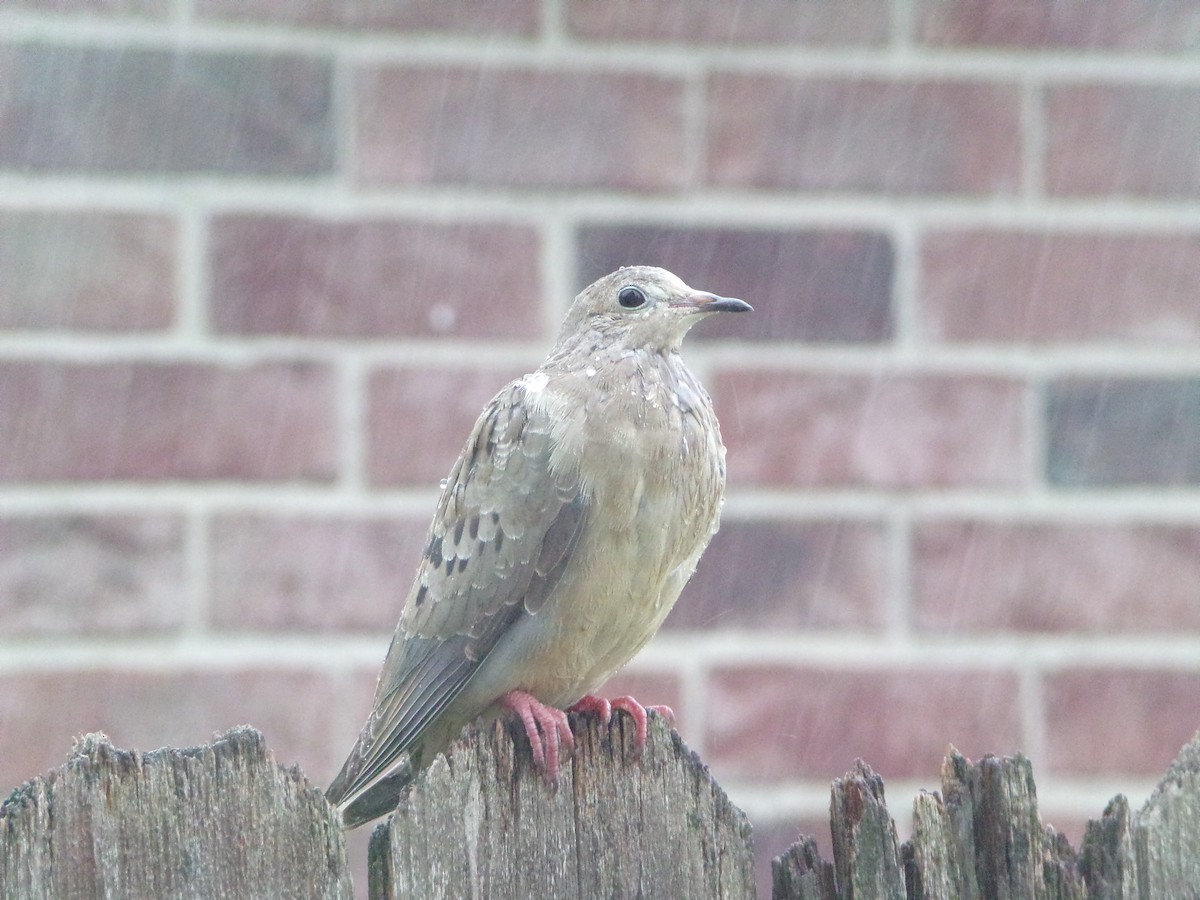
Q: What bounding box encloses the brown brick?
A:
[1043,670,1200,776]
[666,519,889,631]
[715,371,1027,488]
[913,521,1200,634]
[210,216,541,339]
[577,226,893,343]
[918,0,1200,51]
[920,230,1200,343]
[1047,379,1200,487]
[706,666,1023,780]
[4,0,166,16]
[566,0,889,45]
[368,365,529,487]
[0,514,185,636]
[0,362,337,482]
[0,211,176,332]
[707,76,1022,195]
[197,0,538,33]
[210,514,430,632]
[1046,84,1200,198]
[0,45,332,175]
[0,669,348,795]
[356,67,686,190]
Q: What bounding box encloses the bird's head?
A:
[555,266,751,354]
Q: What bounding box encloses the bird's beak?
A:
[675,291,753,314]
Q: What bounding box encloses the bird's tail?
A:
[326,736,416,829]
[337,761,415,829]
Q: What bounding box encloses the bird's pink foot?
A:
[569,694,674,755]
[612,695,674,754]
[498,689,574,784]
[568,694,612,731]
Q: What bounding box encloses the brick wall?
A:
[3,1,1200,893]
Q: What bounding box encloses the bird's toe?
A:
[499,689,574,784]
[568,694,613,733]
[610,695,672,756]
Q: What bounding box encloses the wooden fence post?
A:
[369,711,757,899]
[772,730,1200,900]
[0,727,351,900]
[5,719,1198,898]
[1080,729,1200,898]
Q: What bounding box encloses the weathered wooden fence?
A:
[2,715,1198,898]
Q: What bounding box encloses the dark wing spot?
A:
[427,535,443,569]
[468,515,479,540]
[456,557,469,574]
[414,584,428,607]
[494,529,504,552]
[453,518,465,546]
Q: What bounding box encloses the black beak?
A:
[679,291,753,313]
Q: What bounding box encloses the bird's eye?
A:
[618,286,646,309]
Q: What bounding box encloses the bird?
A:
[326,266,751,828]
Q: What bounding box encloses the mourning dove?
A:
[327,266,750,827]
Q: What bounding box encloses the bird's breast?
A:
[510,360,726,703]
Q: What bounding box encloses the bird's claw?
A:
[501,690,675,782]
[612,695,675,756]
[569,694,675,757]
[499,689,574,785]
[568,694,613,733]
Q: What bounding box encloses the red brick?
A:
[1047,378,1200,487]
[0,514,185,636]
[1043,670,1200,776]
[210,216,541,340]
[210,514,430,632]
[921,230,1200,344]
[0,211,176,332]
[706,76,1021,195]
[918,0,1200,51]
[715,371,1027,488]
[576,226,893,343]
[0,362,337,482]
[3,0,166,16]
[666,519,889,631]
[0,45,332,175]
[1046,85,1200,198]
[0,669,347,795]
[566,0,889,45]
[197,0,538,33]
[913,521,1200,634]
[368,365,529,487]
[356,67,686,190]
[706,666,1023,780]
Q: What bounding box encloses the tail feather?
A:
[324,748,364,809]
[337,761,415,829]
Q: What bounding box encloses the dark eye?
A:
[618,286,646,309]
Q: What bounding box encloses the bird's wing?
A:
[329,377,586,804]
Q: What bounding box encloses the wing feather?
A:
[328,378,586,805]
